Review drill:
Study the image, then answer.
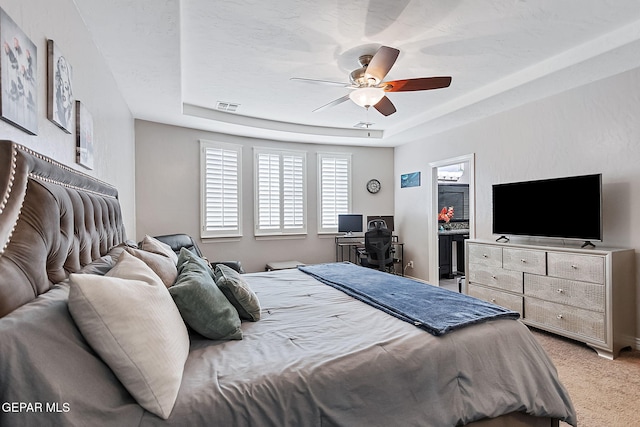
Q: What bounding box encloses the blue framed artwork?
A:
[401,172,421,188]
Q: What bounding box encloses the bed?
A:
[0,140,576,426]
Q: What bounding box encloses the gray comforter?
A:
[0,268,576,426]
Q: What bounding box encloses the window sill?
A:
[254,233,307,241]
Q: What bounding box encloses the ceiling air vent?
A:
[353,122,374,128]
[216,101,240,112]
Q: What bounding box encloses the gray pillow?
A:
[169,248,242,340]
[215,264,261,321]
[78,254,115,275]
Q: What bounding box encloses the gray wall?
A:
[135,120,394,273]
[0,0,136,235]
[394,66,640,343]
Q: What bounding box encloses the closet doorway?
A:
[428,154,475,288]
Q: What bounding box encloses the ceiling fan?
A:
[291,45,452,116]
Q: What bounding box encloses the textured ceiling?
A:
[72,0,640,146]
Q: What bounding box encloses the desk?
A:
[335,235,404,276]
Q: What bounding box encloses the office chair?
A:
[363,222,394,272]
[367,219,387,231]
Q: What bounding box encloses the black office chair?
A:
[367,219,387,231]
[363,223,394,272]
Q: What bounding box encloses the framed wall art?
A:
[47,39,73,133]
[0,7,37,135]
[76,100,94,170]
[401,171,421,188]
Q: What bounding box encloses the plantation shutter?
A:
[318,153,351,233]
[201,140,242,238]
[255,148,306,235]
[257,152,281,230]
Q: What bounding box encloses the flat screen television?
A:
[338,214,363,235]
[492,174,602,244]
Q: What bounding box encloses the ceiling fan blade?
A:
[365,46,400,83]
[382,76,452,92]
[313,94,351,112]
[290,77,351,87]
[373,96,396,116]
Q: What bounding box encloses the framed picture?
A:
[401,172,421,188]
[47,39,73,133]
[0,8,37,135]
[76,101,94,170]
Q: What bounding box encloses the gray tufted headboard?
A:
[0,140,127,317]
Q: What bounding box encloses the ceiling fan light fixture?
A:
[349,87,385,108]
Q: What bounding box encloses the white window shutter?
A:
[319,153,351,233]
[201,140,242,238]
[254,148,306,236]
[257,152,281,230]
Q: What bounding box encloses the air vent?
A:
[216,101,240,112]
[354,122,374,128]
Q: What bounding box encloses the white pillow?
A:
[140,235,179,265]
[68,251,189,419]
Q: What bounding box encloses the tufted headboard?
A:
[0,140,127,317]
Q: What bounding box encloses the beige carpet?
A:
[531,329,640,427]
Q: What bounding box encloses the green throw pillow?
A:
[215,264,261,321]
[169,248,242,340]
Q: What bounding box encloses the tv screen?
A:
[338,214,363,235]
[492,174,602,242]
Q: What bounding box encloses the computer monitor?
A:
[367,215,394,232]
[338,214,363,235]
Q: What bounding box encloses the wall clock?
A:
[366,179,381,194]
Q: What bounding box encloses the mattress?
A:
[0,268,576,426]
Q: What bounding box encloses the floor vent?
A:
[216,101,240,112]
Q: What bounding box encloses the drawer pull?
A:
[482,254,488,258]
[520,259,526,263]
[557,288,564,294]
[556,314,564,320]
[491,275,497,279]
[490,298,496,303]
[571,265,578,269]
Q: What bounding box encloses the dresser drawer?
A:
[503,248,546,274]
[524,274,604,312]
[547,252,605,284]
[468,265,523,293]
[467,244,502,267]
[468,284,523,316]
[524,297,605,342]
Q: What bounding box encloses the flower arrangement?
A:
[438,206,454,223]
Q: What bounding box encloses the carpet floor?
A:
[531,329,640,427]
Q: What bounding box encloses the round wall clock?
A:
[366,179,381,194]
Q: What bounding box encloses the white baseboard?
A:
[635,337,640,351]
[403,274,432,285]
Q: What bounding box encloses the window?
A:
[200,140,242,238]
[318,153,352,234]
[254,148,306,236]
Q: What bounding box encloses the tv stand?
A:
[495,235,510,243]
[581,241,596,249]
[465,239,635,359]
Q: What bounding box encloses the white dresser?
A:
[465,239,636,359]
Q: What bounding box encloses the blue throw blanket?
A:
[298,262,520,336]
